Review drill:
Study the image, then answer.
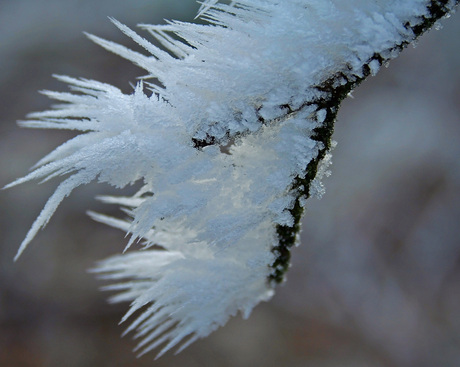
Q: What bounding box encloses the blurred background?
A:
[0,1,459,366]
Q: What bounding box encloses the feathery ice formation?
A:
[7,0,458,357]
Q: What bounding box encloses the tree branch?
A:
[271,0,459,283]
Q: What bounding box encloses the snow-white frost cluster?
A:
[6,0,456,357]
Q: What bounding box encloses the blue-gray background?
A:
[1,1,459,366]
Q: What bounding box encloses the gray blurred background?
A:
[1,1,459,366]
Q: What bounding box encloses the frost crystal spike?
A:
[6,0,458,358]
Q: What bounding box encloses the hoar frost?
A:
[6,0,458,357]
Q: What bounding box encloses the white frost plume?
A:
[90,213,275,357]
[6,0,457,358]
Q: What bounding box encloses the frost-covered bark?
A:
[6,0,458,357]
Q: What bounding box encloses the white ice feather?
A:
[7,0,457,357]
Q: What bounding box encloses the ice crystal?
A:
[6,0,458,358]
